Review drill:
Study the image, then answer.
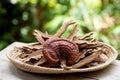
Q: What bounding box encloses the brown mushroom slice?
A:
[24,42,43,50]
[33,29,51,39]
[78,32,93,40]
[17,47,34,59]
[75,39,103,49]
[68,24,79,41]
[64,50,101,69]
[95,53,108,63]
[42,38,81,66]
[22,49,43,63]
[33,30,45,45]
[34,57,46,66]
[53,19,76,38]
[86,62,99,67]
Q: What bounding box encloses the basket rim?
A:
[7,42,118,74]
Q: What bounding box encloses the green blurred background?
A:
[0,0,120,59]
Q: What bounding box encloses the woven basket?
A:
[7,42,118,74]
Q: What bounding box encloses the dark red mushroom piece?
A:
[42,38,81,66]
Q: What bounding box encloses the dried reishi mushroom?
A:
[18,19,109,69]
[42,38,81,65]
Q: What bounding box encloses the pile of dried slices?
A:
[7,19,118,73]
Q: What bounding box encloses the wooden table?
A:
[0,42,120,80]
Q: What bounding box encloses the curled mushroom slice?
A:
[42,38,81,66]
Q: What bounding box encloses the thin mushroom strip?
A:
[68,24,79,41]
[53,19,76,38]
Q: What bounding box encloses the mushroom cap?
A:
[42,38,81,65]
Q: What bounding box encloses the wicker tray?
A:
[7,42,118,74]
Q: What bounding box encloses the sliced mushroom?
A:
[95,53,108,62]
[42,38,81,65]
[22,49,43,63]
[24,42,43,50]
[64,50,102,69]
[68,24,79,41]
[33,30,45,45]
[53,19,76,38]
[34,57,46,66]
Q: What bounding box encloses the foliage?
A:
[0,0,120,59]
